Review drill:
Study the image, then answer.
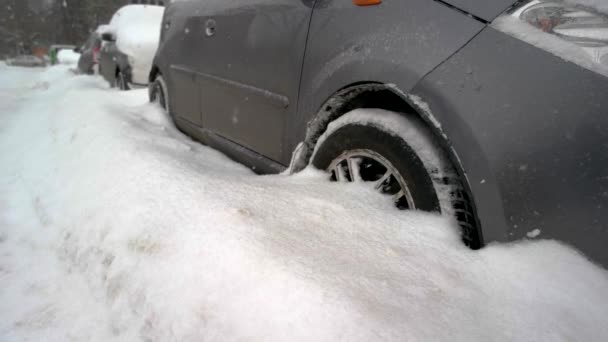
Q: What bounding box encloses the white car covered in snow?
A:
[98,4,164,90]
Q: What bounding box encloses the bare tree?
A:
[0,0,129,57]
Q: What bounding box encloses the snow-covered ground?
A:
[0,64,607,341]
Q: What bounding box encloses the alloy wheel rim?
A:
[327,149,416,210]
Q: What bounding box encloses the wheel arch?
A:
[113,54,133,80]
[149,65,160,84]
[291,82,486,249]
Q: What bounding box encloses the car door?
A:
[195,0,316,164]
[79,34,97,74]
[99,39,117,84]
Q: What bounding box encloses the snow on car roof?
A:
[107,4,165,49]
[109,4,164,31]
[106,5,165,70]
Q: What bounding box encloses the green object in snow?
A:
[48,45,77,65]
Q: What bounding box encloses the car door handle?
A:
[205,19,217,37]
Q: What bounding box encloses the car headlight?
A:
[496,0,608,73]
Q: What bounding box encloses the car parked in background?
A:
[76,28,104,75]
[5,55,46,67]
[99,4,164,90]
[149,0,608,267]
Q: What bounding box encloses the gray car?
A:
[76,32,102,75]
[149,0,608,267]
[5,55,46,68]
[100,5,165,90]
[99,31,132,90]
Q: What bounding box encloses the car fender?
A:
[411,27,608,261]
[289,0,487,164]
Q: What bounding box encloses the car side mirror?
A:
[101,33,116,42]
[73,47,81,53]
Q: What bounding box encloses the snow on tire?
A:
[312,108,478,245]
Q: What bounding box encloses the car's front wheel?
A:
[312,109,478,244]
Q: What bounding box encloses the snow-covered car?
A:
[5,55,46,68]
[99,5,164,90]
[149,0,608,267]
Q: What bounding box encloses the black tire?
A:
[115,70,130,91]
[149,75,169,113]
[312,109,479,246]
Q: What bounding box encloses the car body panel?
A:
[440,0,517,21]
[77,33,102,75]
[153,0,608,267]
[99,41,131,86]
[290,0,485,165]
[169,65,203,126]
[155,2,205,125]
[6,55,46,67]
[174,115,287,174]
[412,27,608,266]
[158,0,314,162]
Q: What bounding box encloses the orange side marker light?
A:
[353,0,382,6]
